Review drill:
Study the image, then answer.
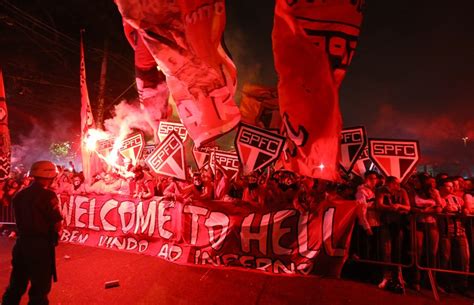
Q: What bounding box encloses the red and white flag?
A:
[0,69,11,181]
[240,84,281,130]
[123,20,170,142]
[368,139,420,182]
[272,0,364,180]
[146,132,186,180]
[80,31,101,182]
[115,0,241,147]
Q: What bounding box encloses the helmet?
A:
[29,161,58,179]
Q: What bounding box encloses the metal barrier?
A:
[349,210,474,301]
[349,210,414,294]
[414,213,474,301]
[0,203,15,224]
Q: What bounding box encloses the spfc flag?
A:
[351,145,375,178]
[142,144,157,161]
[158,121,188,143]
[235,123,285,174]
[210,149,240,180]
[192,145,218,170]
[80,30,101,182]
[97,137,115,158]
[146,132,186,180]
[340,126,366,174]
[119,132,145,165]
[368,139,420,182]
[272,0,364,180]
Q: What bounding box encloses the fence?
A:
[350,210,474,301]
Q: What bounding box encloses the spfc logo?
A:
[119,132,145,165]
[368,139,420,182]
[158,121,188,143]
[340,126,366,174]
[192,145,218,170]
[235,123,285,174]
[146,132,186,180]
[97,137,116,156]
[210,150,240,180]
[142,144,157,161]
[351,145,375,178]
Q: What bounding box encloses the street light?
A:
[462,136,469,147]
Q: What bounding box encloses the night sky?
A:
[1,0,473,173]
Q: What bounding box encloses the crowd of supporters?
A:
[1,161,474,296]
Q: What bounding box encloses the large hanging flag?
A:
[0,69,11,181]
[80,31,101,182]
[272,0,364,180]
[122,20,170,142]
[115,0,241,147]
[240,84,281,130]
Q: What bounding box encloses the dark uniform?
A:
[2,181,63,305]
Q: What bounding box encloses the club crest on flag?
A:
[157,121,188,143]
[146,132,186,180]
[210,150,240,180]
[97,137,115,156]
[351,145,375,178]
[340,126,366,174]
[142,144,157,161]
[119,132,145,165]
[235,123,285,174]
[192,145,218,170]
[368,139,420,182]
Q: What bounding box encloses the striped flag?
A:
[0,69,11,180]
[80,31,100,182]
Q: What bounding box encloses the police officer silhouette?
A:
[2,161,63,305]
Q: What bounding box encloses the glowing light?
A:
[318,163,325,170]
[84,129,108,152]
